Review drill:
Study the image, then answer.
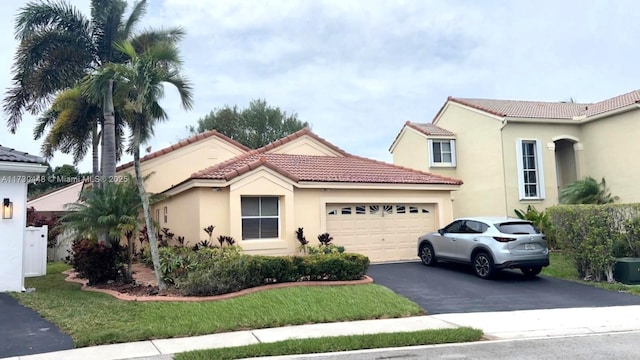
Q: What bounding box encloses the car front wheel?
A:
[419,244,437,266]
[473,252,494,279]
[521,266,542,278]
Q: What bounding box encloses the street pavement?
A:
[4,305,640,360]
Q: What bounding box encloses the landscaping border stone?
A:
[63,269,374,302]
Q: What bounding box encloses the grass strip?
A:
[175,328,483,360]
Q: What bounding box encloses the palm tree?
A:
[559,176,619,204]
[84,40,193,289]
[33,87,126,176]
[4,0,183,181]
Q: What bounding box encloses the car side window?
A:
[465,220,488,234]
[444,220,465,233]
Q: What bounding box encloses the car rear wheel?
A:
[521,266,542,278]
[473,252,494,279]
[419,244,437,266]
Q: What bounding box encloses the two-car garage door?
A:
[326,203,437,262]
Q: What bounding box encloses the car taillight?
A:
[493,237,515,242]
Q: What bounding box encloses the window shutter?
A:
[536,140,546,199]
[427,139,434,167]
[516,139,526,200]
[450,139,457,167]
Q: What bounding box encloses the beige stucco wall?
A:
[500,121,582,213]
[118,136,246,194]
[152,188,204,246]
[268,136,344,157]
[400,104,507,217]
[581,110,640,204]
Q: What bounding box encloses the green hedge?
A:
[180,253,370,296]
[547,204,640,281]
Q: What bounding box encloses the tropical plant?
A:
[61,173,152,280]
[317,233,334,246]
[188,99,309,149]
[84,39,193,289]
[559,177,619,204]
[514,205,555,248]
[5,0,183,182]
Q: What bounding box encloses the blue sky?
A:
[1,0,638,172]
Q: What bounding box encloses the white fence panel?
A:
[24,225,48,277]
[47,228,75,262]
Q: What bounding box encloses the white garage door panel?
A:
[326,204,436,262]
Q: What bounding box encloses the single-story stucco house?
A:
[390,90,640,218]
[0,145,47,292]
[32,128,462,263]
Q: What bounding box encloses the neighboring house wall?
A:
[0,173,28,292]
[500,121,582,214]
[117,136,246,194]
[581,110,640,204]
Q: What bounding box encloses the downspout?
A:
[499,118,509,216]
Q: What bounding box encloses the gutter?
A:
[0,162,48,173]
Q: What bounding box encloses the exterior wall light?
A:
[3,198,13,219]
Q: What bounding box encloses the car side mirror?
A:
[438,229,445,235]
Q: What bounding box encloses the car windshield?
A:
[496,222,540,234]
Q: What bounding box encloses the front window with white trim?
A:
[516,139,546,200]
[241,196,279,240]
[428,139,456,167]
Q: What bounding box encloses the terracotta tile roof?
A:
[191,153,462,185]
[116,130,251,171]
[406,122,455,136]
[448,90,640,119]
[0,145,45,164]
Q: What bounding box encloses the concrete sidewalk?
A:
[6,305,640,360]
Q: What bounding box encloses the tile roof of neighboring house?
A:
[0,145,45,164]
[448,89,640,119]
[189,128,462,186]
[406,121,455,136]
[116,129,251,171]
[191,153,462,185]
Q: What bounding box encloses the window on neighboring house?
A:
[428,139,456,167]
[241,196,279,240]
[516,139,546,200]
[163,207,168,223]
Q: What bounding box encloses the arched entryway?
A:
[554,137,578,192]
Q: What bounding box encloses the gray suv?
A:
[417,217,550,279]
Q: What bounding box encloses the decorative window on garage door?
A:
[327,204,430,216]
[241,196,279,240]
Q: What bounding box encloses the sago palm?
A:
[84,40,193,289]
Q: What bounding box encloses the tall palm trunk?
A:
[102,80,117,180]
[132,126,166,290]
[92,120,99,179]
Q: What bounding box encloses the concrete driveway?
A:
[0,293,73,358]
[367,261,640,314]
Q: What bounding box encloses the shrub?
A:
[547,204,640,282]
[158,245,243,283]
[70,239,118,285]
[307,244,345,255]
[180,252,370,296]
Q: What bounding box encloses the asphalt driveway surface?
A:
[0,293,73,358]
[367,261,640,314]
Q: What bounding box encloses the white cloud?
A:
[1,0,639,172]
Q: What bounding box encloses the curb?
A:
[63,270,374,302]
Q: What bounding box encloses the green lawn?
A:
[13,263,424,347]
[542,252,640,295]
[175,328,483,360]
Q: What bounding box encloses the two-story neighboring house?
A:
[390,90,640,218]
